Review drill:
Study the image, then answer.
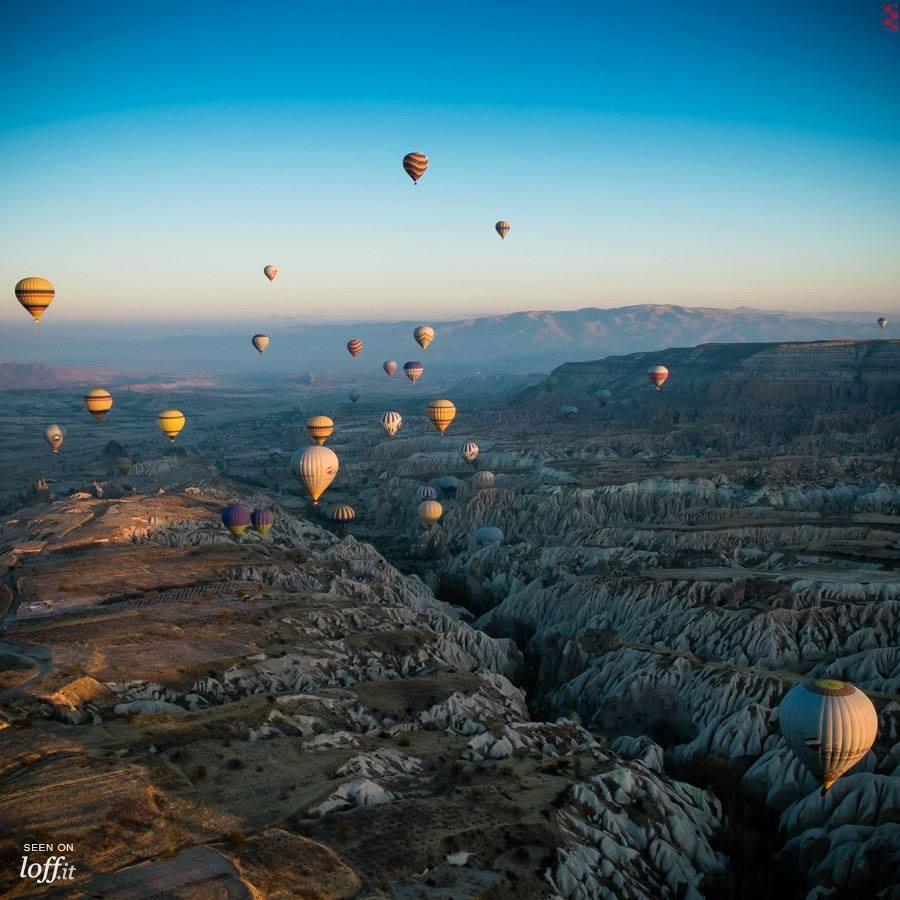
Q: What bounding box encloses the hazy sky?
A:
[1,1,898,324]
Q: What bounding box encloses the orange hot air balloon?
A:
[426,399,456,435]
[414,325,435,350]
[418,499,443,527]
[495,220,510,239]
[347,339,363,357]
[648,365,669,391]
[263,265,278,282]
[84,388,113,421]
[306,415,334,445]
[403,152,429,184]
[15,277,55,324]
[383,360,398,377]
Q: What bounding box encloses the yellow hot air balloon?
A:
[778,679,877,795]
[426,399,456,435]
[157,409,186,443]
[414,325,435,350]
[252,334,269,354]
[403,152,429,184]
[306,415,334,445]
[418,499,443,527]
[84,388,113,421]
[495,220,510,239]
[44,424,64,453]
[290,444,339,505]
[264,265,279,282]
[15,277,55,324]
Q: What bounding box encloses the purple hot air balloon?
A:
[221,504,252,539]
[404,361,424,384]
[251,507,275,536]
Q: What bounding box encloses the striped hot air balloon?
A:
[416,484,437,502]
[251,507,275,536]
[263,265,278,282]
[472,470,495,490]
[157,409,186,443]
[418,499,443,527]
[252,334,269,354]
[383,360,398,377]
[460,441,479,463]
[495,220,510,239]
[291,444,339,505]
[404,361,424,383]
[648,365,669,390]
[403,152,429,184]
[84,388,113,421]
[347,339,363,357]
[221,504,252,540]
[427,399,456,434]
[381,411,402,437]
[44,424,64,453]
[306,415,334,445]
[414,325,435,350]
[330,504,356,537]
[15,277,55,324]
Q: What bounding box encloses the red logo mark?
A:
[885,2,899,31]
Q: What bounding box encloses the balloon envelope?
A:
[418,499,443,526]
[476,526,504,547]
[381,411,402,436]
[15,276,55,323]
[877,317,888,329]
[84,388,113,421]
[157,409,186,443]
[461,441,479,463]
[404,361,424,384]
[348,390,360,404]
[306,415,334,445]
[263,265,278,282]
[383,360,398,377]
[495,220,510,239]
[403,152,429,183]
[472,470,495,490]
[221,504,252,538]
[648,366,669,390]
[44,424,64,452]
[414,325,435,349]
[252,334,269,353]
[251,507,275,535]
[291,444,339,504]
[426,399,456,434]
[416,485,437,502]
[347,339,363,357]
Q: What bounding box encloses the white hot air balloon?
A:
[290,444,339,505]
[381,411,402,437]
[460,441,479,464]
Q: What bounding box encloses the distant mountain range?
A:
[0,304,891,384]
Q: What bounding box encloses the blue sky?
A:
[1,0,898,322]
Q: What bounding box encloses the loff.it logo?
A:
[885,2,899,31]
[19,843,77,886]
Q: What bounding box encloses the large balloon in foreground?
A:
[291,444,339,505]
[403,152,429,184]
[306,415,334,445]
[347,339,363,357]
[157,409,186,443]
[383,360,398,377]
[331,504,356,537]
[495,220,510,240]
[426,399,456,434]
[263,265,278,282]
[84,388,113,421]
[648,365,669,390]
[251,507,275,536]
[348,390,360,404]
[476,526,504,547]
[414,325,435,350]
[15,277,55,324]
[404,361,424,384]
[472,470,495,490]
[252,334,269,354]
[221,504,252,539]
[418,499,443,527]
[416,485,438,502]
[381,411,402,436]
[878,317,888,329]
[44,424,64,453]
[778,679,877,795]
[460,441,479,463]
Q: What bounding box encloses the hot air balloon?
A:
[291,444,339,505]
[157,410,186,443]
[15,277,55,324]
[263,265,278,282]
[418,499,443,527]
[596,388,612,407]
[44,424,64,453]
[330,504,356,537]
[403,152,429,184]
[877,317,888,329]
[472,470,495,490]
[438,475,460,499]
[461,441,479,464]
[476,526,504,547]
[348,390,360,404]
[648,366,669,390]
[560,405,578,421]
[416,485,438,502]
[381,411,402,437]
[252,334,269,354]
[117,456,132,475]
[778,679,877,796]
[383,360,398,377]
[414,325,435,350]
[221,504,252,540]
[84,389,113,421]
[347,339,363,357]
[251,507,274,536]
[306,415,334,445]
[495,221,510,240]
[426,399,456,434]
[404,361,424,384]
